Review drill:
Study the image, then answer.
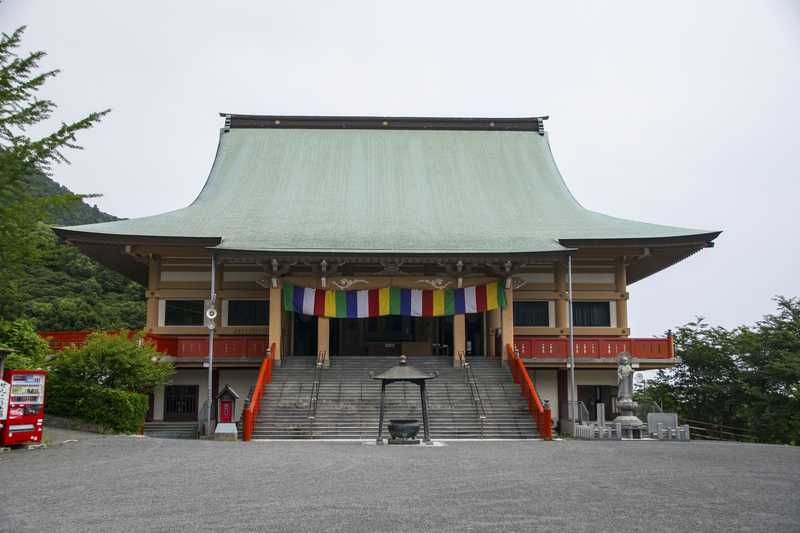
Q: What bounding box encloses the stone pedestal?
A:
[213,422,238,441]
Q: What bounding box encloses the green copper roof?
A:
[56,122,718,254]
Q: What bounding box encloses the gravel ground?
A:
[42,426,106,447]
[0,437,798,532]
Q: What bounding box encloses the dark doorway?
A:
[557,370,568,422]
[333,316,416,356]
[466,313,485,356]
[577,385,619,421]
[292,313,318,356]
[164,385,199,421]
[331,316,452,356]
[434,316,453,356]
[146,392,154,422]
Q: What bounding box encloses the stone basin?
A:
[388,419,420,441]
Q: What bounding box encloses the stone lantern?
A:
[372,356,438,445]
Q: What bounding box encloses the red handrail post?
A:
[506,344,551,441]
[242,342,276,442]
[541,405,552,440]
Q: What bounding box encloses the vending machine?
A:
[0,369,47,446]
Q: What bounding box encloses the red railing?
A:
[506,344,552,440]
[513,336,674,360]
[169,336,269,358]
[40,330,101,350]
[242,342,276,442]
[39,331,268,359]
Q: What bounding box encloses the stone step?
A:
[143,421,199,439]
[252,357,541,440]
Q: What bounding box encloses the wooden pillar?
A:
[269,286,282,361]
[487,309,500,358]
[318,316,330,367]
[555,260,568,334]
[557,369,569,423]
[500,284,514,367]
[146,256,160,331]
[453,314,466,367]
[615,257,629,334]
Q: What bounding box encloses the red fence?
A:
[513,336,674,360]
[242,343,275,441]
[506,344,552,440]
[39,331,269,359]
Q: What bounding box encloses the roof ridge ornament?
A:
[537,117,546,136]
[219,113,549,132]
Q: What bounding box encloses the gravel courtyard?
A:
[1,437,798,532]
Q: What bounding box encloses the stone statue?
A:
[617,352,634,403]
[611,351,643,435]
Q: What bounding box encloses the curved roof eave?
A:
[52,117,721,266]
[52,227,222,247]
[559,231,722,248]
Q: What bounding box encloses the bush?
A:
[3,351,37,370]
[51,331,173,393]
[0,318,49,369]
[41,332,171,433]
[46,377,148,433]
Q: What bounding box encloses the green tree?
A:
[637,320,745,427]
[50,332,173,393]
[670,319,747,428]
[736,297,800,444]
[638,297,800,444]
[18,225,145,331]
[0,26,108,318]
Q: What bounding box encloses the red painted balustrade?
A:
[242,343,275,442]
[39,331,269,359]
[39,330,97,351]
[506,344,552,441]
[513,336,674,360]
[168,336,269,359]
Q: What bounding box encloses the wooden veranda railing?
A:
[513,336,674,360]
[506,344,552,440]
[242,343,276,441]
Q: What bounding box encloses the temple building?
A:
[52,115,719,439]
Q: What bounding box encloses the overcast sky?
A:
[5,1,799,337]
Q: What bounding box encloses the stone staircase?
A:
[143,421,199,439]
[251,356,540,440]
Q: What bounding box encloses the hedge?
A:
[45,377,149,433]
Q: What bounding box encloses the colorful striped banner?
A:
[283,281,506,318]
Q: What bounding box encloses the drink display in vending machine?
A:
[0,369,47,446]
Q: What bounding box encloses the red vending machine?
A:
[0,369,47,446]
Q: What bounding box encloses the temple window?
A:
[161,300,206,326]
[224,299,269,327]
[572,301,615,327]
[513,301,551,327]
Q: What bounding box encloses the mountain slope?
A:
[17,174,145,330]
